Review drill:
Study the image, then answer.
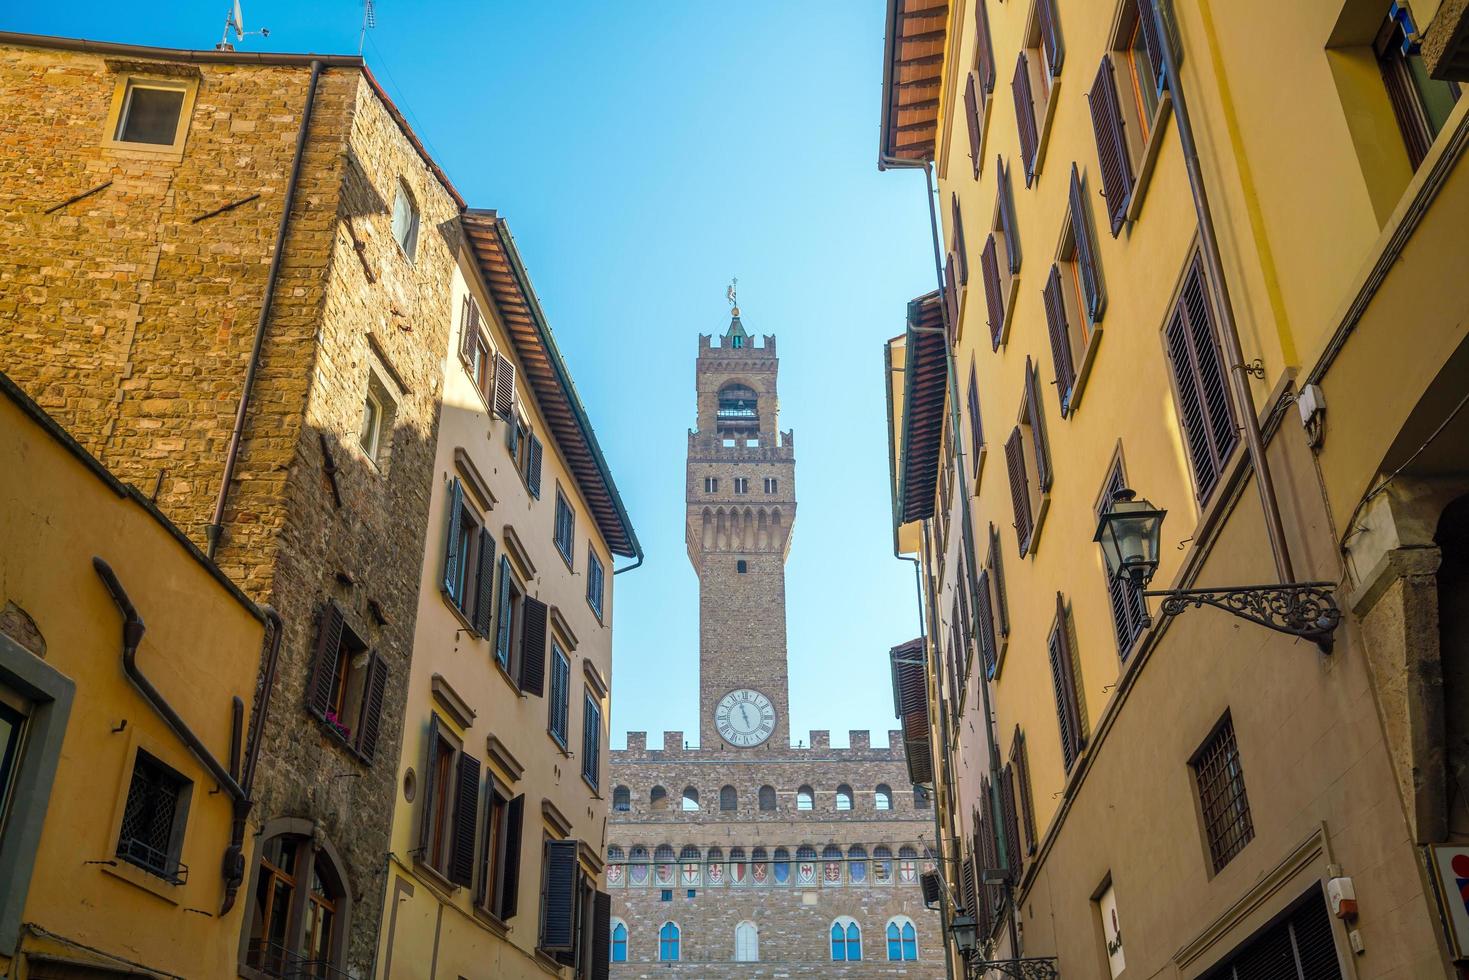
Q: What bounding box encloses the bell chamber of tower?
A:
[687,314,797,750]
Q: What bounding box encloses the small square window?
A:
[117,750,190,883]
[734,477,749,494]
[704,477,719,493]
[763,477,778,494]
[391,181,420,260]
[116,82,186,145]
[736,560,747,574]
[686,889,696,899]
[661,889,673,902]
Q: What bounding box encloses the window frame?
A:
[1191,711,1255,875]
[1374,11,1462,170]
[239,822,352,980]
[391,179,421,261]
[553,488,576,567]
[459,296,496,405]
[586,546,606,621]
[548,643,571,750]
[1014,0,1066,185]
[658,921,681,962]
[830,917,863,962]
[581,690,602,791]
[113,747,192,885]
[103,74,198,160]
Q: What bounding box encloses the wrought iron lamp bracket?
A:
[1142,581,1341,653]
[968,956,1061,979]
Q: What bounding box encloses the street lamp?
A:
[1094,487,1342,652]
[948,911,979,958]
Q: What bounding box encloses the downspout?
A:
[920,519,959,980]
[1145,0,1296,584]
[92,557,255,915]
[207,58,325,559]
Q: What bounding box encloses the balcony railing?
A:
[246,941,352,980]
[116,837,188,885]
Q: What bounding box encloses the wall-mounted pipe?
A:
[207,58,324,558]
[92,557,255,915]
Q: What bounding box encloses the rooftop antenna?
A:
[216,0,269,50]
[359,0,376,55]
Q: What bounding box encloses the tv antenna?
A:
[217,0,270,51]
[360,0,377,54]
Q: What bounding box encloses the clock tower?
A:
[687,307,795,750]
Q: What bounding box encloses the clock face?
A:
[715,689,776,747]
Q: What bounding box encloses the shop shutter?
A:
[356,652,388,762]
[965,72,983,180]
[540,838,580,951]
[1037,0,1065,75]
[981,234,1005,350]
[441,478,464,598]
[1069,164,1106,321]
[1025,357,1052,491]
[1089,55,1135,236]
[1043,265,1076,416]
[493,353,515,419]
[519,596,548,697]
[1012,53,1039,185]
[306,602,344,718]
[450,753,481,887]
[473,528,496,637]
[499,794,525,920]
[1164,255,1237,500]
[1004,428,1032,554]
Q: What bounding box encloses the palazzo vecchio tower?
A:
[605,305,943,977]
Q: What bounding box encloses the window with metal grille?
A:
[1097,456,1148,658]
[116,750,189,882]
[1192,713,1254,873]
[1165,254,1237,502]
[553,489,575,564]
[1201,888,1341,980]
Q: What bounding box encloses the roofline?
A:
[466,209,642,561]
[0,31,467,211]
[878,0,905,168]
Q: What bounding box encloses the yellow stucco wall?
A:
[0,383,266,977]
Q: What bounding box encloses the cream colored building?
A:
[375,211,639,979]
[880,0,1469,976]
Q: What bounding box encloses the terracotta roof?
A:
[878,0,950,166]
[897,291,947,523]
[461,211,639,559]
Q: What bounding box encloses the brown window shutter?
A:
[499,793,525,920]
[951,194,969,285]
[966,365,985,473]
[493,353,516,420]
[519,596,548,697]
[1049,593,1085,769]
[1068,164,1106,321]
[441,477,464,598]
[976,568,997,677]
[1101,461,1148,656]
[539,838,580,951]
[591,890,612,980]
[957,569,973,678]
[998,158,1021,273]
[964,72,983,180]
[1043,264,1076,416]
[981,234,1005,350]
[988,523,1010,637]
[459,296,476,362]
[1089,55,1136,236]
[526,434,543,499]
[473,527,496,637]
[1037,0,1065,75]
[1000,763,1022,876]
[1137,0,1180,91]
[307,602,345,718]
[943,255,960,340]
[975,0,996,95]
[1011,54,1039,185]
[1024,357,1052,492]
[961,842,977,914]
[1012,727,1037,853]
[356,651,389,762]
[1003,428,1033,554]
[418,714,442,853]
[1164,255,1237,500]
[450,753,481,887]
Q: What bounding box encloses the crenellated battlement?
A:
[614,729,905,761]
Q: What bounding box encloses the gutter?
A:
[92,557,262,916]
[0,30,362,67]
[207,58,323,558]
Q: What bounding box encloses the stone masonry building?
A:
[606,313,943,977]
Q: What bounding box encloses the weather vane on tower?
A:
[727,277,739,317]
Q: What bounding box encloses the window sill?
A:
[310,709,368,765]
[994,274,1021,349]
[556,543,575,573]
[413,854,461,897]
[1063,329,1104,418]
[472,906,511,937]
[1021,493,1051,559]
[549,730,570,757]
[439,589,484,640]
[991,635,1010,680]
[102,141,188,164]
[101,857,181,904]
[585,598,605,626]
[582,773,602,796]
[493,656,526,699]
[1125,91,1173,226]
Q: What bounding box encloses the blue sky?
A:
[9,1,936,747]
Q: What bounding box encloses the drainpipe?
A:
[207,58,324,559]
[920,520,959,980]
[1145,0,1296,584]
[92,557,255,915]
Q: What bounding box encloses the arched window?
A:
[759,785,777,811]
[735,920,759,961]
[729,847,747,886]
[849,845,868,883]
[752,846,770,885]
[898,845,918,883]
[680,845,701,885]
[796,785,814,811]
[720,785,738,811]
[716,383,759,432]
[822,844,843,885]
[607,845,625,888]
[611,918,629,962]
[706,846,725,886]
[650,785,667,808]
[887,916,918,960]
[659,922,680,962]
[682,786,700,811]
[796,845,818,885]
[629,845,649,886]
[654,844,675,885]
[613,785,631,812]
[875,784,893,810]
[873,846,893,884]
[836,784,853,810]
[773,847,791,884]
[243,826,349,975]
[830,917,862,961]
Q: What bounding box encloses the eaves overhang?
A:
[878,0,950,168]
[897,291,947,525]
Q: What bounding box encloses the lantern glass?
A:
[949,912,979,955]
[1094,489,1166,586]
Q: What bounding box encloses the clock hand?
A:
[740,704,752,727]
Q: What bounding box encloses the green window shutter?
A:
[540,838,580,951]
[473,528,496,637]
[527,434,544,499]
[519,597,548,697]
[494,555,514,670]
[499,794,525,920]
[441,478,464,600]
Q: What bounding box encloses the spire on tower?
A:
[723,278,749,347]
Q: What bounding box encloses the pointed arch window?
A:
[610,918,628,962]
[830,917,862,961]
[758,785,777,811]
[887,917,918,961]
[875,784,893,810]
[835,784,853,810]
[658,922,680,962]
[735,920,759,961]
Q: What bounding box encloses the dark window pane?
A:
[118,86,185,145]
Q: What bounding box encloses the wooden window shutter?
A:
[1012,53,1039,185]
[975,0,996,96]
[951,194,969,286]
[583,695,601,786]
[964,72,983,180]
[450,753,481,887]
[1003,428,1033,555]
[1068,164,1106,321]
[1012,728,1037,853]
[592,890,612,980]
[1000,763,1022,876]
[989,524,1010,637]
[540,838,580,951]
[1101,462,1148,655]
[966,365,984,475]
[356,652,389,762]
[1089,55,1136,236]
[960,842,977,914]
[500,793,525,920]
[1136,0,1180,91]
[976,568,997,678]
[441,477,465,598]
[1048,593,1085,769]
[475,776,499,911]
[307,602,345,718]
[494,555,514,669]
[473,528,496,637]
[998,158,1021,273]
[1024,357,1052,492]
[418,715,442,853]
[519,596,548,697]
[459,296,476,362]
[981,234,1005,351]
[943,254,960,340]
[1043,264,1076,416]
[1165,255,1237,500]
[1037,0,1065,75]
[526,434,544,499]
[493,353,516,420]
